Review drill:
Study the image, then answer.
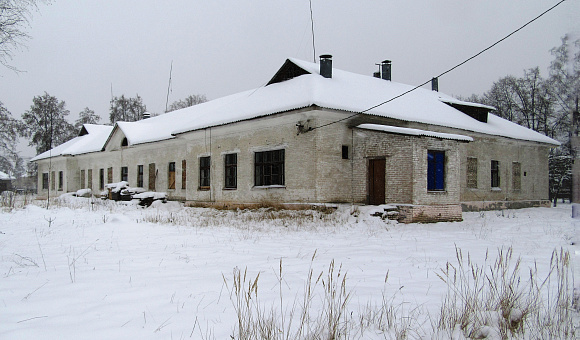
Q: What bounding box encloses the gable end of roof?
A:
[443,101,491,123]
[267,59,311,86]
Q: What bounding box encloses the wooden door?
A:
[368,158,386,205]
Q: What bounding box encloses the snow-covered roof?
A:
[0,171,13,180]
[31,124,113,161]
[33,58,560,161]
[357,124,474,142]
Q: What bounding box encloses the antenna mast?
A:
[165,61,173,113]
[309,0,316,62]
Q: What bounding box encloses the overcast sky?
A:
[1,0,579,157]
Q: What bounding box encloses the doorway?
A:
[368,158,385,205]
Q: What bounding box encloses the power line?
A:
[310,0,567,131]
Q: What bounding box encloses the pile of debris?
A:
[100,182,167,207]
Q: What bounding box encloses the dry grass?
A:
[435,246,576,339]
[224,256,352,340]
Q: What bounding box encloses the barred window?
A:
[512,162,521,191]
[467,157,478,189]
[255,149,285,186]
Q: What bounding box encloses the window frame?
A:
[121,166,128,182]
[254,149,285,187]
[342,145,349,160]
[467,157,478,189]
[42,172,49,190]
[99,169,104,190]
[491,160,500,188]
[512,162,521,191]
[224,153,237,189]
[199,156,211,189]
[168,162,176,189]
[58,171,63,191]
[181,160,187,190]
[137,165,144,187]
[427,150,445,191]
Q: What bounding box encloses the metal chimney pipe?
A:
[380,60,391,81]
[431,77,439,92]
[319,54,332,78]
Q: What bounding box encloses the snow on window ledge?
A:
[491,187,502,192]
[427,190,447,195]
[252,185,286,190]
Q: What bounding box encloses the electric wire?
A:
[310,0,567,131]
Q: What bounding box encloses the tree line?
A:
[0,94,206,180]
[464,35,579,203]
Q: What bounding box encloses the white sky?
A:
[1,0,579,157]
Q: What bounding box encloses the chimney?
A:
[431,77,439,92]
[380,60,391,81]
[319,54,332,78]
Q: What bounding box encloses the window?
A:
[121,137,128,147]
[51,171,55,190]
[427,150,445,191]
[87,169,93,189]
[107,167,113,184]
[168,162,176,189]
[491,160,500,188]
[80,170,85,189]
[137,165,144,187]
[42,173,49,190]
[225,153,237,189]
[181,160,187,189]
[467,157,478,189]
[342,145,349,160]
[512,162,521,191]
[199,156,211,189]
[99,169,104,190]
[58,171,63,191]
[121,166,128,182]
[255,149,285,186]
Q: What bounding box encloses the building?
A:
[32,56,559,222]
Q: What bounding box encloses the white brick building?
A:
[32,56,559,222]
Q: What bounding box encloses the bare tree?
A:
[166,94,207,112]
[0,101,22,173]
[21,92,76,154]
[109,94,147,124]
[0,0,46,71]
[74,107,101,131]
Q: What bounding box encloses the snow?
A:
[30,124,113,161]
[0,200,577,339]
[0,171,13,180]
[33,59,558,161]
[357,123,474,142]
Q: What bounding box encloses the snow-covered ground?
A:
[0,196,578,339]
